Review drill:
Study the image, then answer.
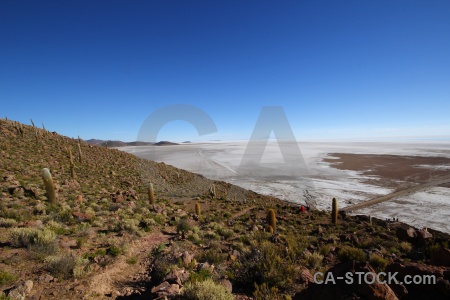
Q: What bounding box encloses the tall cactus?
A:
[41,168,56,204]
[332,197,338,225]
[209,184,216,199]
[148,182,156,205]
[267,209,276,233]
[69,149,76,179]
[77,138,82,163]
[195,201,201,216]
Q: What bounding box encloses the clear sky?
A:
[1,0,449,142]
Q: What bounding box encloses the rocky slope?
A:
[0,118,449,300]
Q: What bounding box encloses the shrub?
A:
[176,218,191,234]
[305,252,323,269]
[182,278,233,300]
[338,246,366,262]
[196,249,227,265]
[0,270,17,285]
[253,283,284,300]
[369,253,388,272]
[46,254,89,279]
[108,245,122,257]
[9,228,56,250]
[399,242,412,253]
[0,218,17,228]
[126,256,138,265]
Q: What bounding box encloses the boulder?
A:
[218,279,233,293]
[431,248,450,267]
[8,280,33,300]
[293,262,398,300]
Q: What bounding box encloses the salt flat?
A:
[121,141,450,233]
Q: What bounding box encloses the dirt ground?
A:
[323,153,450,189]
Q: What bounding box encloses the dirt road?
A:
[342,174,450,212]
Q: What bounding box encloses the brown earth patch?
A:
[323,153,450,189]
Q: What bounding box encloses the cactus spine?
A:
[195,201,201,216]
[41,168,56,204]
[332,197,338,225]
[148,182,156,205]
[267,209,276,233]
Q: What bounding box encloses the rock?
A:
[293,262,398,300]
[218,279,233,293]
[181,251,193,266]
[72,212,93,222]
[38,274,54,283]
[197,262,214,273]
[151,281,170,294]
[164,268,190,285]
[396,226,417,242]
[417,229,433,245]
[386,261,448,299]
[299,269,314,284]
[8,280,33,300]
[25,220,43,228]
[165,284,180,295]
[431,248,450,267]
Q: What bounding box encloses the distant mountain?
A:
[86,139,178,147]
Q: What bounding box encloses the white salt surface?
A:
[121,141,450,233]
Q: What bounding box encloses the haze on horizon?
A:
[1,1,449,142]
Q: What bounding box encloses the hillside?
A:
[0,118,449,300]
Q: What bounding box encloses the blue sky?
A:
[1,0,449,142]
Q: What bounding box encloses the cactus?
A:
[69,149,76,179]
[30,118,35,127]
[266,209,276,232]
[195,201,201,216]
[332,197,338,225]
[148,183,156,205]
[268,225,274,235]
[209,184,216,199]
[77,139,82,163]
[41,168,56,204]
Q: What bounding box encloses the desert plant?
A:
[209,184,216,199]
[148,183,156,205]
[195,201,201,216]
[369,253,388,272]
[253,283,282,300]
[41,168,57,204]
[0,270,17,285]
[182,278,233,300]
[337,246,366,262]
[68,149,76,179]
[46,254,89,279]
[77,137,82,163]
[0,218,17,228]
[331,198,338,225]
[305,251,324,269]
[266,209,276,232]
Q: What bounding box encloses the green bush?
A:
[9,227,57,250]
[182,278,233,300]
[305,252,323,269]
[108,245,122,257]
[369,253,388,272]
[0,218,17,228]
[338,246,366,262]
[46,254,89,279]
[196,249,227,265]
[0,270,17,285]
